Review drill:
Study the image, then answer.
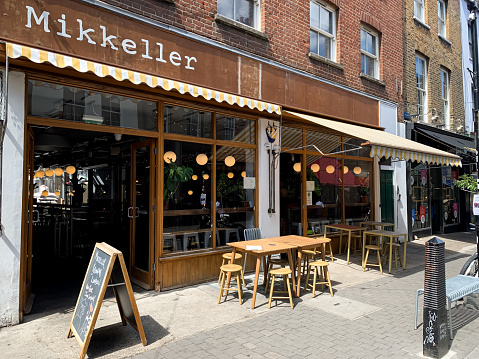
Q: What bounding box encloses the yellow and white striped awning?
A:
[6,43,281,115]
[286,111,462,167]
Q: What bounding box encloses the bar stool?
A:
[217,264,243,305]
[322,237,334,262]
[163,234,176,253]
[363,244,383,273]
[301,249,321,276]
[182,233,200,250]
[218,253,245,286]
[267,267,294,309]
[382,242,402,270]
[264,258,289,293]
[304,260,333,297]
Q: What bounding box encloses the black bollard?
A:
[423,237,448,358]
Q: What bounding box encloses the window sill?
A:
[359,73,386,87]
[413,17,430,30]
[308,52,344,71]
[438,34,452,46]
[214,14,269,40]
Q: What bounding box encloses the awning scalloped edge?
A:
[369,145,462,167]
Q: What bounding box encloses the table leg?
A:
[296,250,303,297]
[262,256,268,286]
[225,247,237,295]
[286,250,298,297]
[346,231,351,264]
[403,234,407,270]
[388,236,393,274]
[251,257,261,309]
[362,232,366,267]
[339,230,343,254]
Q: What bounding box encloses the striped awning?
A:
[6,42,282,115]
[285,111,462,167]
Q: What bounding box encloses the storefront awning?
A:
[285,111,462,167]
[414,124,475,158]
[6,42,282,115]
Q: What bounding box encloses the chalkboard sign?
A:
[68,243,146,359]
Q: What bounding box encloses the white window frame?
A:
[310,1,337,61]
[441,69,450,129]
[360,27,379,79]
[414,0,425,23]
[217,0,261,30]
[438,0,446,38]
[415,54,428,123]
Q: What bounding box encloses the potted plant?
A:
[358,186,370,203]
[164,160,193,208]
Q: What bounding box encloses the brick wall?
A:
[403,0,465,131]
[97,0,404,117]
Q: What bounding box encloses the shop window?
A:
[411,163,430,231]
[280,152,304,236]
[360,27,379,79]
[343,159,371,226]
[163,140,213,252]
[415,54,428,123]
[310,1,336,61]
[438,0,446,38]
[343,138,373,158]
[440,166,460,227]
[27,80,157,131]
[306,131,341,154]
[216,114,256,143]
[281,126,303,151]
[216,147,255,246]
[217,0,259,29]
[164,105,212,138]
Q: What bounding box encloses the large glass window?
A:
[361,27,379,79]
[27,80,157,131]
[164,105,212,138]
[343,159,371,226]
[216,114,256,143]
[217,0,258,28]
[310,1,336,61]
[441,69,450,129]
[416,55,427,123]
[411,163,430,231]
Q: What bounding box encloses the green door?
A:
[380,170,394,224]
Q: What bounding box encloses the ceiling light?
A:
[228,172,234,178]
[54,168,64,176]
[192,175,198,180]
[45,169,54,177]
[203,173,209,180]
[343,166,349,174]
[225,156,235,167]
[241,171,246,178]
[311,164,320,173]
[196,153,208,165]
[354,166,362,175]
[164,151,177,163]
[293,162,301,172]
[326,165,335,174]
[66,166,76,175]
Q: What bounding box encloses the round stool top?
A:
[309,260,329,267]
[365,244,381,250]
[220,264,243,272]
[269,267,292,275]
[322,237,332,242]
[302,249,320,256]
[223,253,242,260]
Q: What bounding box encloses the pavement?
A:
[2,232,479,358]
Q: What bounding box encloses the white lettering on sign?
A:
[24,6,197,70]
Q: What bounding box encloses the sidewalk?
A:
[1,232,479,358]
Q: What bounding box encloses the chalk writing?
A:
[439,323,447,340]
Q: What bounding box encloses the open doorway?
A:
[24,126,155,316]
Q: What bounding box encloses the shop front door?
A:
[129,139,156,289]
[380,170,394,224]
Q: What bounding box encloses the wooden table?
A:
[361,230,407,274]
[268,235,329,297]
[324,224,365,264]
[227,238,297,309]
[360,221,395,231]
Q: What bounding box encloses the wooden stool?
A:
[304,260,333,297]
[219,253,245,286]
[265,258,289,293]
[217,264,243,305]
[267,267,294,309]
[322,237,334,261]
[350,233,363,255]
[383,242,402,270]
[301,249,321,276]
[363,244,383,273]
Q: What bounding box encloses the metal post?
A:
[467,0,479,269]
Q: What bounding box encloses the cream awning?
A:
[285,111,462,167]
[6,43,282,115]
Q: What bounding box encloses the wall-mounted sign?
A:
[306,181,315,192]
[421,169,427,186]
[306,191,312,205]
[243,177,256,189]
[265,122,278,143]
[420,206,426,224]
[452,170,457,184]
[473,194,479,216]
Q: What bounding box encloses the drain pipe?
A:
[0,41,9,236]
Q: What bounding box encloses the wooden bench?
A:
[414,275,479,338]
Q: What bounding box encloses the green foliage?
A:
[454,174,477,193]
[358,186,370,196]
[217,172,245,202]
[164,160,193,201]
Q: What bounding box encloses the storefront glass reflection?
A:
[411,163,430,230]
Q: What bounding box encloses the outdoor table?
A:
[268,235,329,296]
[227,237,297,309]
[361,230,407,274]
[359,221,395,231]
[324,224,365,265]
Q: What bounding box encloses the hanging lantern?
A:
[343,166,349,174]
[45,169,54,177]
[354,166,362,175]
[293,162,301,172]
[54,168,64,176]
[54,190,61,196]
[241,171,246,178]
[66,166,76,175]
[192,175,198,180]
[225,156,236,167]
[36,170,45,177]
[163,151,177,163]
[227,172,234,178]
[41,190,49,196]
[203,173,209,180]
[196,153,208,165]
[311,163,320,173]
[326,165,335,174]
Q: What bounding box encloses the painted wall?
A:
[0,70,25,326]
[258,118,280,239]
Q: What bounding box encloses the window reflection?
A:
[164,104,212,138]
[411,163,430,230]
[343,159,371,226]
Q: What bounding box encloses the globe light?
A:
[343,166,349,174]
[54,191,61,196]
[354,166,362,175]
[36,170,45,178]
[293,162,301,172]
[42,190,49,196]
[192,175,198,180]
[196,153,208,165]
[326,165,335,174]
[203,173,209,180]
[54,168,64,176]
[66,166,76,175]
[163,151,177,163]
[311,163,320,173]
[241,171,246,178]
[225,156,236,167]
[228,172,234,178]
[45,169,54,177]
[188,190,193,195]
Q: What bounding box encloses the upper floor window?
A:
[438,0,446,38]
[415,0,425,23]
[217,0,259,29]
[360,27,379,78]
[310,1,336,61]
[469,22,474,58]
[441,69,450,128]
[415,54,428,123]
